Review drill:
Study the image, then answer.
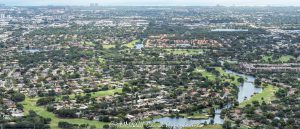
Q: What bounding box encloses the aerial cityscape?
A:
[0,1,299,129]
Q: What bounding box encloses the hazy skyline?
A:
[1,0,300,6]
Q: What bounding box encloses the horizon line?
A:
[2,5,300,7]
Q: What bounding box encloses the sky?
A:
[2,0,300,6]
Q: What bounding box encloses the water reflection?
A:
[135,44,144,49]
[151,70,262,128]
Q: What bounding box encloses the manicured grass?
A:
[179,113,210,119]
[238,85,278,108]
[123,40,140,48]
[215,67,244,86]
[261,55,295,63]
[194,67,242,86]
[68,88,122,99]
[194,68,216,81]
[261,55,272,62]
[21,89,122,129]
[21,97,108,129]
[103,44,115,49]
[81,41,96,46]
[278,55,295,62]
[183,125,222,129]
[165,49,203,55]
[238,126,250,129]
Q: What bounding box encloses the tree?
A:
[210,119,214,124]
[235,119,241,127]
[90,125,96,129]
[58,121,75,129]
[37,97,55,106]
[103,124,110,129]
[56,109,77,118]
[254,79,262,86]
[143,124,152,129]
[3,110,51,129]
[161,124,173,129]
[237,77,244,83]
[11,93,25,102]
[223,121,232,129]
[28,110,37,117]
[275,88,288,98]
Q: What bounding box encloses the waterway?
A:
[151,70,262,128]
[23,49,41,53]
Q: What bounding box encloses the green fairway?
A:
[194,67,216,81]
[81,41,96,46]
[278,55,295,62]
[215,67,243,86]
[21,97,108,129]
[194,67,242,86]
[179,113,210,119]
[239,85,278,108]
[261,55,295,63]
[165,49,203,55]
[21,89,122,129]
[68,88,122,99]
[103,44,116,49]
[123,39,140,48]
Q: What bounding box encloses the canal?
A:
[151,70,262,128]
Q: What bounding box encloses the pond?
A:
[211,29,249,32]
[151,70,262,128]
[225,70,262,103]
[23,49,41,53]
[135,44,144,49]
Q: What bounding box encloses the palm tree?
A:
[143,124,152,129]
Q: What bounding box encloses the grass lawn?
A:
[183,125,222,129]
[261,55,295,63]
[261,55,272,62]
[67,88,122,99]
[214,67,226,75]
[194,67,216,81]
[123,39,140,48]
[21,97,108,129]
[81,41,96,46]
[278,55,295,62]
[194,67,242,86]
[238,85,278,108]
[179,113,210,119]
[103,44,116,49]
[165,49,203,55]
[238,126,250,129]
[21,89,122,129]
[215,67,244,86]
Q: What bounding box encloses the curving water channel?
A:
[151,70,262,128]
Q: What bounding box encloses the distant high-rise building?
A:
[0,14,5,19]
[90,3,99,7]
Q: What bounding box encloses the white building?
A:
[0,14,5,19]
